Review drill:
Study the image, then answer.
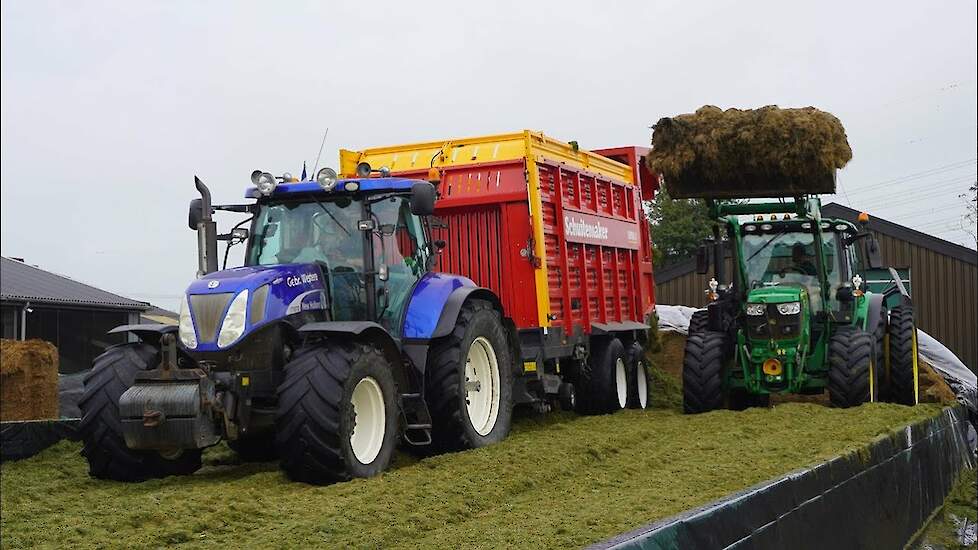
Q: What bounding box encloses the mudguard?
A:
[401,273,500,340]
[108,324,176,346]
[862,293,886,333]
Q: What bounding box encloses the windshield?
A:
[244,195,428,334]
[741,230,846,313]
[246,199,363,269]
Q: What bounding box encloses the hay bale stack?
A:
[1,339,59,421]
[646,105,852,198]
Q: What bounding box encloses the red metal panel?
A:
[412,148,657,334]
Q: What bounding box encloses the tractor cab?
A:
[738,217,858,322]
[242,174,435,335]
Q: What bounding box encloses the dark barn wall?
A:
[654,231,977,372]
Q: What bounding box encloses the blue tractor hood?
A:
[183,263,326,352]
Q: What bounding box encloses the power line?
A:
[850,176,976,209]
[844,158,977,194]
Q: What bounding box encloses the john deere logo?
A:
[207,280,220,289]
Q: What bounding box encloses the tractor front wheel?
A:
[682,332,726,414]
[276,341,398,484]
[688,310,709,336]
[887,305,919,406]
[828,327,876,408]
[78,343,202,482]
[426,299,514,452]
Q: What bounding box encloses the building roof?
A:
[141,306,179,325]
[0,257,150,311]
[655,204,977,285]
[821,203,976,266]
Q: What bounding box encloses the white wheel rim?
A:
[615,357,627,409]
[636,361,648,409]
[350,376,386,465]
[465,336,501,436]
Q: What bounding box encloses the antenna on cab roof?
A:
[311,127,330,179]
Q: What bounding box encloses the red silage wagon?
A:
[342,130,659,413]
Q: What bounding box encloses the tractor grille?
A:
[747,305,801,340]
[189,293,233,343]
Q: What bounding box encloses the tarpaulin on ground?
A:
[591,407,976,550]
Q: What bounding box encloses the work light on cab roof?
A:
[316,167,338,190]
[251,169,277,196]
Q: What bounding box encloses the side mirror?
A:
[188,199,203,230]
[410,181,437,216]
[865,235,883,270]
[695,244,709,275]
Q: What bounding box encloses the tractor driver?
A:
[292,206,364,272]
[789,243,818,277]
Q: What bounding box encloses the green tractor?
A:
[683,196,920,413]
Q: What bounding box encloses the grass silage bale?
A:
[646,105,852,198]
[0,339,59,421]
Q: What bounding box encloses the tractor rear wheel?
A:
[688,310,709,335]
[78,343,202,482]
[828,327,876,408]
[575,337,628,415]
[276,341,398,484]
[887,305,919,406]
[682,332,726,414]
[426,299,514,452]
[626,343,651,409]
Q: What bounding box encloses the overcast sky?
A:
[2,1,976,311]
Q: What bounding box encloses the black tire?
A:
[888,305,919,406]
[425,299,514,452]
[828,327,876,408]
[277,341,399,484]
[228,433,278,461]
[558,383,577,411]
[728,389,770,411]
[682,332,726,414]
[688,310,709,335]
[626,343,651,409]
[78,343,202,482]
[575,338,628,415]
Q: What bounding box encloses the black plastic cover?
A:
[591,406,976,550]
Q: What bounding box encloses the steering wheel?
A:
[779,266,807,277]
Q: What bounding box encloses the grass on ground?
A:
[0,398,942,549]
[912,467,978,550]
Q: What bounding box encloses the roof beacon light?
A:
[858,212,870,225]
[356,162,372,178]
[316,167,338,191]
[256,172,277,196]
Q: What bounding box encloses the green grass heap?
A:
[646,105,852,198]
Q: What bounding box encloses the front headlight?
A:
[178,294,197,348]
[746,303,766,316]
[217,290,249,348]
[777,302,801,315]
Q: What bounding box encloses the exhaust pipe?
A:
[194,177,219,276]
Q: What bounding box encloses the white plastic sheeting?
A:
[654,304,977,412]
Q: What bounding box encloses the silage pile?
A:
[646,105,852,198]
[1,339,59,421]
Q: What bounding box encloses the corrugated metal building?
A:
[0,257,150,373]
[653,203,978,372]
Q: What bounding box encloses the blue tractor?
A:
[78,167,514,484]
